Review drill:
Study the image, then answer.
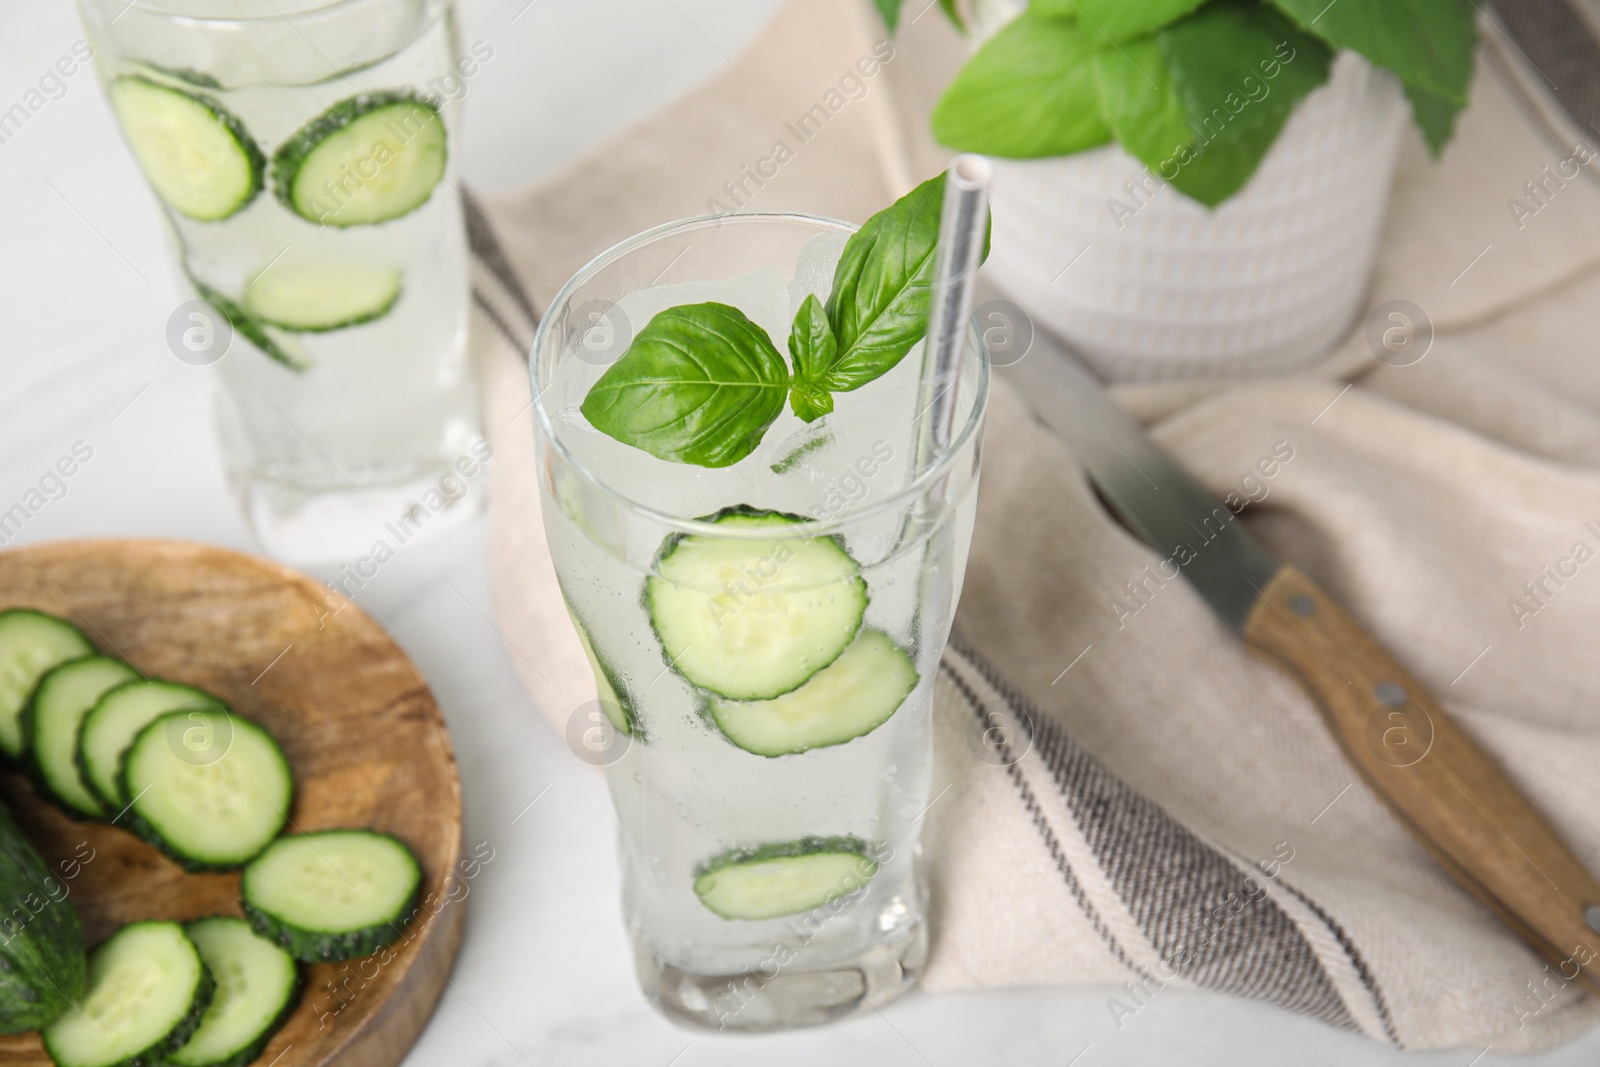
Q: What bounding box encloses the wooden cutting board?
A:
[0,539,465,1067]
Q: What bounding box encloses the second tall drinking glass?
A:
[77,0,481,561]
[532,213,989,1031]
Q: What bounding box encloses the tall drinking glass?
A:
[76,0,481,561]
[532,214,989,1030]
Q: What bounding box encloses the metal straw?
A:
[910,155,993,484]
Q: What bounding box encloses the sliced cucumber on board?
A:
[708,629,917,757]
[646,507,867,702]
[694,837,879,921]
[0,609,93,761]
[42,921,214,1067]
[25,656,140,818]
[121,709,293,872]
[242,831,421,962]
[166,918,299,1067]
[272,92,447,227]
[108,76,264,222]
[243,260,403,332]
[565,606,637,737]
[78,679,227,811]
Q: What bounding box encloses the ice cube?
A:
[612,266,793,358]
[789,231,851,315]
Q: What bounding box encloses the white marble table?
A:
[4,2,1599,1063]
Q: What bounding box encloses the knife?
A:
[997,315,1600,990]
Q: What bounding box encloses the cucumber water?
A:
[83,0,481,563]
[537,223,986,1002]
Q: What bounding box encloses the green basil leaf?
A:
[580,302,789,468]
[1066,0,1208,42]
[931,12,1112,158]
[1403,81,1461,158]
[1092,39,1192,174]
[1029,0,1077,17]
[1267,0,1475,103]
[788,294,837,422]
[818,173,945,393]
[938,0,964,31]
[788,293,835,383]
[873,0,903,30]
[1153,0,1332,205]
[789,382,834,423]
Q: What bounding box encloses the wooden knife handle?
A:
[1243,565,1600,989]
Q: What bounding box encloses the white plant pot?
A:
[981,51,1409,381]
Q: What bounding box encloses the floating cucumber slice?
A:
[566,608,637,737]
[242,830,422,962]
[708,629,916,757]
[78,679,227,810]
[191,279,311,371]
[122,708,293,871]
[646,506,867,702]
[42,921,215,1067]
[109,76,264,222]
[167,918,300,1067]
[0,609,92,761]
[243,260,402,332]
[272,92,448,227]
[25,655,139,817]
[694,837,879,921]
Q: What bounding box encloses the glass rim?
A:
[109,0,429,27]
[531,210,991,543]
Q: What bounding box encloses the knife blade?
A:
[998,314,1600,991]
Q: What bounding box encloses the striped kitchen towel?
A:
[468,0,1600,1051]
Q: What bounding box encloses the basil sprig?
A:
[580,172,989,468]
[899,0,1475,207]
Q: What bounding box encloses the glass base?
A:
[238,469,486,565]
[632,919,928,1032]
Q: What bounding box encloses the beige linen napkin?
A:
[467,0,1600,1051]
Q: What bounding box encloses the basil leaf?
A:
[873,0,902,30]
[580,302,789,468]
[1029,0,1077,17]
[1403,82,1460,158]
[931,12,1112,158]
[816,173,944,393]
[787,293,837,423]
[1267,0,1475,103]
[789,382,834,423]
[1154,0,1332,205]
[1067,0,1208,42]
[1092,39,1192,175]
[938,0,963,31]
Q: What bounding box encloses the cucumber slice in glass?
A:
[24,655,139,817]
[243,260,402,332]
[694,837,878,921]
[42,921,215,1067]
[708,629,916,756]
[242,830,422,962]
[646,506,867,702]
[122,708,293,871]
[272,92,447,227]
[109,76,264,222]
[565,604,637,737]
[190,278,311,371]
[0,609,92,761]
[167,918,300,1067]
[78,679,226,810]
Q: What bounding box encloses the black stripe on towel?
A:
[947,635,1374,1037]
[939,662,1141,976]
[463,188,542,339]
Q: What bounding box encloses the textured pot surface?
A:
[983,51,1408,381]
